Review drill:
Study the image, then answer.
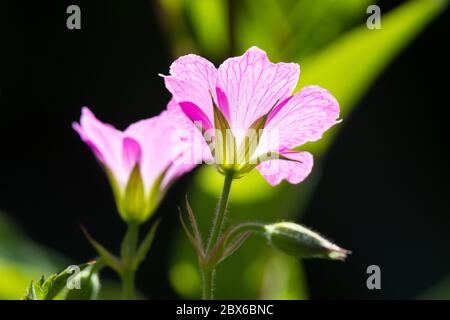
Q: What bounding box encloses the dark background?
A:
[1,0,449,299]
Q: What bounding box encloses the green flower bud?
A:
[264,222,349,260]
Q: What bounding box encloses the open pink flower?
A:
[163,46,340,185]
[73,107,197,222]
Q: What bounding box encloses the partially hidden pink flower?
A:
[73,107,198,223]
[163,46,340,185]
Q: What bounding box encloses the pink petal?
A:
[257,151,313,186]
[259,86,340,154]
[74,107,199,195]
[215,86,231,121]
[73,107,128,187]
[160,105,206,189]
[72,123,105,163]
[167,99,213,164]
[124,106,201,192]
[217,46,299,143]
[164,54,218,126]
[124,117,168,192]
[266,96,293,123]
[122,137,142,173]
[179,101,213,131]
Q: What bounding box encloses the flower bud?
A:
[264,222,349,261]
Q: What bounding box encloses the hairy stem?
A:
[224,222,265,245]
[207,171,234,252]
[202,171,234,300]
[201,268,214,300]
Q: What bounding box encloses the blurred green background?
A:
[1,0,449,299]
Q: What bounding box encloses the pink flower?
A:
[73,107,197,222]
[163,46,340,185]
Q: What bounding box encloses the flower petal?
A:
[124,106,201,192]
[178,101,213,131]
[215,86,231,121]
[259,86,340,153]
[124,116,169,192]
[167,99,213,165]
[122,137,142,173]
[161,105,207,189]
[217,46,299,142]
[164,54,218,126]
[73,107,128,186]
[72,123,105,163]
[257,151,313,186]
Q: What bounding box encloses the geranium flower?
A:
[163,46,340,185]
[73,107,197,223]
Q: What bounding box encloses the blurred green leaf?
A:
[418,274,450,299]
[0,258,43,300]
[284,0,373,60]
[0,211,66,270]
[0,210,68,299]
[156,0,229,60]
[185,0,229,59]
[236,0,372,60]
[0,211,126,300]
[297,0,448,155]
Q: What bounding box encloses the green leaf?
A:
[131,219,161,271]
[65,262,102,300]
[22,262,95,300]
[23,282,37,300]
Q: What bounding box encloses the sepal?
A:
[81,226,122,273]
[131,219,161,271]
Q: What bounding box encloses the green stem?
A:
[224,222,265,246]
[121,269,136,299]
[121,223,139,300]
[201,268,214,300]
[202,171,234,300]
[206,171,234,252]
